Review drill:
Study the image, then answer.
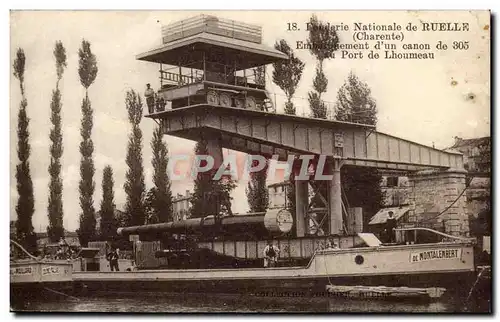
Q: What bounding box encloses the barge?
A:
[72,229,476,301]
[10,240,74,304]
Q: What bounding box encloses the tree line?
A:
[13,15,382,253]
[12,40,173,251]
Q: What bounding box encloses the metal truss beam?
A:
[152,105,464,171]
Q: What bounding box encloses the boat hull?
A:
[10,281,76,312]
[72,242,476,303]
[10,260,74,309]
[73,270,475,298]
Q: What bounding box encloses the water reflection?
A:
[12,292,453,313]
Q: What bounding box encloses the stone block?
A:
[409,170,468,236]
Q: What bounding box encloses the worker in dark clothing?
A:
[386,211,397,243]
[145,83,155,114]
[263,240,279,268]
[107,248,120,272]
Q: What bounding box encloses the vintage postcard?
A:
[10,10,490,313]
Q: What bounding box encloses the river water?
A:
[12,293,460,313]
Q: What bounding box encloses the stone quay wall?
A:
[407,169,469,236]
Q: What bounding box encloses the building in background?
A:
[268,181,290,209]
[36,230,80,249]
[448,136,491,215]
[95,208,128,235]
[371,136,492,239]
[380,175,410,207]
[450,136,491,247]
[368,175,411,233]
[450,136,490,173]
[173,190,192,221]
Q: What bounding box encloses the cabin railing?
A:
[158,60,265,90]
[160,70,201,86]
[394,227,476,244]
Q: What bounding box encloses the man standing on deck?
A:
[107,248,120,272]
[386,211,397,243]
[145,83,155,114]
[263,241,280,268]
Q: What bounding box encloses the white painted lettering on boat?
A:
[410,249,461,263]
[10,266,33,276]
[42,266,60,275]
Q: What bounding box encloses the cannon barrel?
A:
[117,209,293,237]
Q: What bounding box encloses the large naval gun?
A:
[117,209,295,269]
[118,209,294,241]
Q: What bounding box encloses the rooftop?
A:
[161,15,263,44]
[137,15,288,70]
[451,136,490,149]
[36,230,78,239]
[137,32,288,70]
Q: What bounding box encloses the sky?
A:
[10,11,490,232]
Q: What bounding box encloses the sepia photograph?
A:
[9,10,491,313]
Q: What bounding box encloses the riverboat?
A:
[72,228,476,302]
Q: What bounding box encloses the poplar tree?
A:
[334,72,383,227]
[99,165,116,240]
[335,72,377,126]
[272,39,305,115]
[47,41,67,242]
[307,15,339,119]
[123,90,146,226]
[190,140,236,219]
[246,160,269,213]
[190,140,213,219]
[77,39,98,247]
[150,125,173,222]
[13,48,37,254]
[271,39,305,220]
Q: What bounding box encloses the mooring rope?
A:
[10,239,39,261]
[11,239,81,301]
[43,287,80,301]
[417,176,473,224]
[321,249,334,287]
[464,265,489,307]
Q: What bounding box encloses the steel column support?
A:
[328,158,343,235]
[295,178,308,238]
